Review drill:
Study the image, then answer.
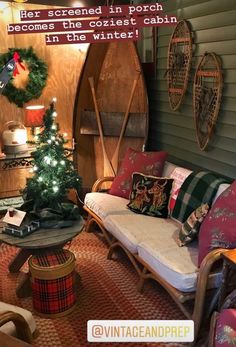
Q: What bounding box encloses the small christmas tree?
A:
[22,98,82,227]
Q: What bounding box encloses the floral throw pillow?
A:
[127,173,173,218]
[215,309,236,346]
[109,148,168,199]
[198,180,236,266]
[177,203,209,246]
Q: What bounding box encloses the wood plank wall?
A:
[0,2,87,197]
[145,0,236,179]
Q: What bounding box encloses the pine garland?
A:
[0,47,47,107]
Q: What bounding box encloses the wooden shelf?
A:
[0,146,73,169]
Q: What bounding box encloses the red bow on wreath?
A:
[12,51,25,76]
[0,51,26,94]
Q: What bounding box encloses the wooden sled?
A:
[73,41,148,192]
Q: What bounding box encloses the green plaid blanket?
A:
[171,171,228,223]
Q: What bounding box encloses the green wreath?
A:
[0,47,48,108]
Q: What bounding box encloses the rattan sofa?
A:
[83,161,231,341]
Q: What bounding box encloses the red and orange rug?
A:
[0,231,186,347]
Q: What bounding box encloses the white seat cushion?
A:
[104,214,180,254]
[0,302,36,336]
[137,232,221,293]
[105,214,221,292]
[84,192,129,220]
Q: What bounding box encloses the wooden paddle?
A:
[88,76,115,177]
[111,75,140,174]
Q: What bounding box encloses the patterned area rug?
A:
[0,230,186,347]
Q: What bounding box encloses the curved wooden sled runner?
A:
[73,41,148,191]
[84,176,228,342]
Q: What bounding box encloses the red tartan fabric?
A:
[32,249,69,267]
[32,273,76,314]
[30,250,76,315]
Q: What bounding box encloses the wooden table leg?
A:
[16,272,31,298]
[9,249,32,273]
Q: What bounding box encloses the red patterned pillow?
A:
[214,309,236,346]
[198,180,236,266]
[109,148,168,199]
[169,167,192,213]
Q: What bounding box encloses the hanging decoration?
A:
[166,20,192,111]
[0,51,25,95]
[193,52,223,151]
[0,47,47,107]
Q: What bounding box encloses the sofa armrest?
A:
[192,248,236,339]
[193,248,226,338]
[0,311,33,343]
[92,177,115,192]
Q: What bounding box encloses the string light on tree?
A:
[44,156,51,164]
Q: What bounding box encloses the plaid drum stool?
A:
[28,249,77,317]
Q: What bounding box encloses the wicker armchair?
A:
[0,302,37,343]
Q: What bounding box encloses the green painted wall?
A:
[145,0,236,178]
